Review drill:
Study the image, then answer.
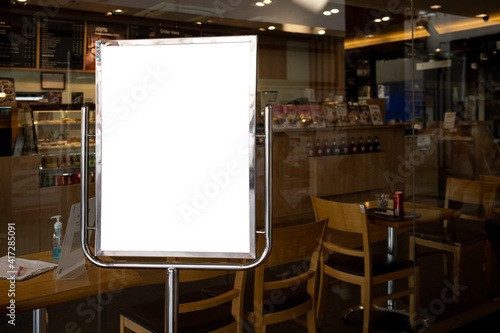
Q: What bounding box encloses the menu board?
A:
[0,13,37,68]
[85,21,127,71]
[155,26,200,38]
[40,18,84,70]
[128,25,155,39]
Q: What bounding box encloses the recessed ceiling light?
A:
[323,11,332,16]
[113,9,123,14]
[196,21,203,25]
[256,2,265,6]
[331,8,340,14]
[365,34,374,38]
[382,16,390,21]
[318,30,326,35]
[475,13,488,18]
[106,11,113,16]
[374,18,382,23]
[268,26,276,30]
[430,5,441,9]
[263,0,272,4]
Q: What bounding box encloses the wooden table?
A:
[364,200,461,256]
[0,251,142,331]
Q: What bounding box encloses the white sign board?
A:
[95,36,257,258]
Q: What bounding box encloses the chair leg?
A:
[409,266,420,329]
[452,248,463,303]
[316,272,328,327]
[361,284,372,333]
[307,308,317,333]
[409,236,415,261]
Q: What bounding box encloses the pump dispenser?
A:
[51,215,63,261]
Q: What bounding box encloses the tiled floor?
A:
[2,234,500,332]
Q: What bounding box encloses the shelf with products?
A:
[24,103,96,187]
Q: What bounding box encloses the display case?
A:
[27,103,95,187]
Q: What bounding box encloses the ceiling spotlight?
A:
[430,5,441,9]
[382,16,390,21]
[256,2,265,6]
[475,13,489,22]
[268,25,276,30]
[263,0,272,4]
[113,9,124,15]
[331,8,340,14]
[323,11,332,16]
[374,18,382,23]
[318,30,326,35]
[196,21,203,25]
[106,11,113,16]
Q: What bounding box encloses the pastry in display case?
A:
[25,103,95,187]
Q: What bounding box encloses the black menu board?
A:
[128,25,155,39]
[155,26,200,38]
[0,13,37,68]
[40,18,84,70]
[85,21,127,71]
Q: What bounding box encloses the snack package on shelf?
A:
[358,104,372,125]
[322,102,337,127]
[284,105,301,129]
[272,105,287,130]
[310,104,326,128]
[298,105,313,127]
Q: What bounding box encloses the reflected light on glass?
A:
[268,25,276,30]
[256,2,265,6]
[318,30,326,35]
[382,16,390,21]
[323,11,332,16]
[430,4,442,9]
[331,8,340,14]
[374,18,382,23]
[263,0,272,4]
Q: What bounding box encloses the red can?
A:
[394,191,404,217]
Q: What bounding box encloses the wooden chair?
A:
[409,177,497,302]
[310,197,419,333]
[243,219,327,333]
[119,268,246,333]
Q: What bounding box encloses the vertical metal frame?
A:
[81,36,272,271]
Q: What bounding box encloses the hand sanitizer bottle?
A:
[51,215,63,261]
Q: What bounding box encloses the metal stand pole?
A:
[33,308,48,333]
[165,267,179,333]
[387,227,398,309]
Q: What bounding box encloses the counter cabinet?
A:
[262,125,406,225]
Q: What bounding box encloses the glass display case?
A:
[28,103,95,187]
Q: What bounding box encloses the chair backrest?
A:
[310,196,372,271]
[251,219,327,327]
[177,267,246,332]
[258,219,327,268]
[445,177,497,222]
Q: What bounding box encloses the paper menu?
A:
[0,256,57,281]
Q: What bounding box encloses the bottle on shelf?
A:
[51,215,64,261]
[307,141,313,157]
[348,137,357,154]
[314,139,323,157]
[358,136,365,153]
[373,135,381,152]
[331,138,339,155]
[365,136,373,153]
[323,139,330,156]
[340,138,347,155]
